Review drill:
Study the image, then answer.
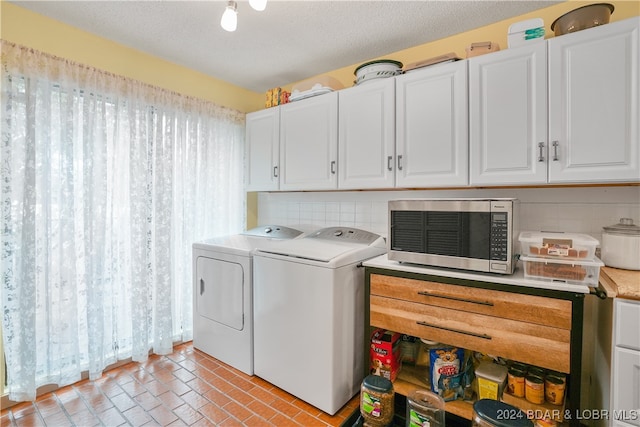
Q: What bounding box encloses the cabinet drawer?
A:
[616,299,640,351]
[370,294,571,372]
[370,274,572,329]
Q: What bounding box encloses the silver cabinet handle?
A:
[273,166,278,178]
[387,156,393,171]
[397,155,403,171]
[552,141,559,161]
[538,142,545,162]
[200,278,204,295]
[330,160,336,174]
[417,321,492,340]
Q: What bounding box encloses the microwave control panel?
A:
[490,212,509,261]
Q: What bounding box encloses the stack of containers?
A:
[518,231,604,286]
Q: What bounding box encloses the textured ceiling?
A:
[11,0,561,93]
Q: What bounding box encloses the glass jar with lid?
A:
[406,389,445,427]
[360,375,394,427]
[472,399,533,427]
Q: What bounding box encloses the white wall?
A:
[257,186,640,246]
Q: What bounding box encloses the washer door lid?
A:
[196,256,244,330]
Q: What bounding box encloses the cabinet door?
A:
[245,108,280,191]
[612,347,640,427]
[338,78,395,189]
[469,43,547,185]
[396,60,468,187]
[279,92,338,191]
[615,299,640,351]
[548,18,640,183]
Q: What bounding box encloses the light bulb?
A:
[249,0,267,11]
[220,1,237,32]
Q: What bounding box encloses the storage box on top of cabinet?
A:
[520,255,604,286]
[518,231,599,261]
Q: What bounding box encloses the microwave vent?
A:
[427,231,462,256]
[392,230,424,252]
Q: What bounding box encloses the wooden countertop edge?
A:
[600,267,640,301]
[598,271,618,298]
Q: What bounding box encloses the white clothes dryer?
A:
[253,227,386,415]
[192,225,303,375]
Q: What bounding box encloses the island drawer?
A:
[370,274,572,329]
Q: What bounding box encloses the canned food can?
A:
[511,361,528,370]
[507,368,526,397]
[528,366,546,378]
[525,375,545,404]
[545,375,566,405]
[547,371,566,383]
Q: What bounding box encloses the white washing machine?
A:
[253,227,386,415]
[192,225,303,375]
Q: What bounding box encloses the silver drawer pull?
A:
[417,291,493,306]
[200,278,204,295]
[387,156,393,171]
[417,321,492,340]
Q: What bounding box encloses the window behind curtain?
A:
[1,41,246,401]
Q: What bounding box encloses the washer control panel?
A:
[308,227,381,245]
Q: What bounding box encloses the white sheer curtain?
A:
[0,41,246,401]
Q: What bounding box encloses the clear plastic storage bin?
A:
[519,231,599,260]
[520,255,604,286]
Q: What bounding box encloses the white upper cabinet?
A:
[338,78,395,189]
[279,92,339,191]
[548,18,640,183]
[395,60,469,187]
[469,42,548,185]
[245,108,280,191]
[244,18,639,192]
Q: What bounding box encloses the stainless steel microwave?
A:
[388,198,519,274]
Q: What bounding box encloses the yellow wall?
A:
[0,1,264,113]
[3,0,637,112]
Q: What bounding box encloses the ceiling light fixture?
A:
[220,0,238,32]
[249,0,268,12]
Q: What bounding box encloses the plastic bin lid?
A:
[518,231,599,245]
[362,375,393,393]
[473,399,533,427]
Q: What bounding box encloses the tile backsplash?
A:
[257,186,640,245]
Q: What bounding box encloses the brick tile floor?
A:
[1,342,359,426]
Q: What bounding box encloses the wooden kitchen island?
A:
[361,254,590,426]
